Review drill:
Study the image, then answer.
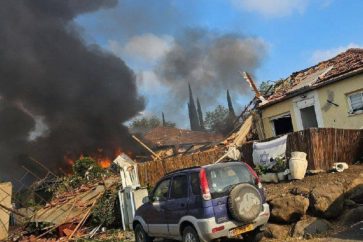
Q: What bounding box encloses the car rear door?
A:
[146,178,170,237]
[165,174,189,236]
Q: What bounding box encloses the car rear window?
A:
[206,162,254,198]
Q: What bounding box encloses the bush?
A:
[73,157,105,180]
[91,190,121,227]
[255,164,268,175]
[271,156,287,172]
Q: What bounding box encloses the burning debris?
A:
[0,0,144,181]
[6,155,131,241]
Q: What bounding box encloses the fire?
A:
[63,147,128,171]
[64,156,75,166]
[98,158,112,168]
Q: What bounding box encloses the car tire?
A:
[182,226,200,242]
[228,183,262,223]
[135,224,153,242]
[243,228,264,242]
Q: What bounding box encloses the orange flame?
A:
[64,147,129,171]
[64,156,75,166]
[99,158,112,168]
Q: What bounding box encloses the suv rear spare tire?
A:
[228,183,262,223]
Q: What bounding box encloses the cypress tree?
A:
[162,112,166,127]
[188,83,201,131]
[196,98,205,130]
[227,89,236,118]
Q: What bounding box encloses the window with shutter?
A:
[348,91,363,113]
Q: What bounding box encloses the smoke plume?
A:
[0,0,144,179]
[155,28,266,115]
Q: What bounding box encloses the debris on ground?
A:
[263,165,363,241]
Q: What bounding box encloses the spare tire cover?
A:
[228,183,262,223]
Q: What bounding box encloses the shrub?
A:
[73,157,105,180]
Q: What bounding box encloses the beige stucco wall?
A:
[0,182,12,241]
[261,74,363,138]
[317,74,363,129]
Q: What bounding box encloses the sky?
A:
[75,0,363,127]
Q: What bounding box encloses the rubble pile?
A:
[7,157,127,242]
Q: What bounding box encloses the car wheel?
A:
[182,226,200,242]
[135,224,153,242]
[243,228,264,242]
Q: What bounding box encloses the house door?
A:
[296,97,319,130]
[300,106,318,129]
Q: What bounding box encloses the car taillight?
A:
[199,168,211,200]
[244,163,263,189]
[211,225,225,233]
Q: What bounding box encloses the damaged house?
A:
[259,48,363,138]
[142,126,223,158]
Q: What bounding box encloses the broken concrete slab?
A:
[292,217,331,238]
[339,206,363,226]
[270,195,309,223]
[264,223,291,240]
[311,183,345,218]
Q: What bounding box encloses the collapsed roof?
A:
[261,48,363,107]
[143,126,223,148]
[31,176,119,226]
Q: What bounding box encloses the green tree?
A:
[72,157,104,179]
[205,105,234,135]
[258,81,273,95]
[129,115,176,134]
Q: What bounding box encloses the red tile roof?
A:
[143,127,223,148]
[262,48,363,106]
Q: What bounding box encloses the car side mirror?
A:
[142,196,150,204]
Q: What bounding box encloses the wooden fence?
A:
[240,128,363,170]
[137,148,225,186]
[137,128,363,186]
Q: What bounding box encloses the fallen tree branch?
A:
[68,192,103,240]
[0,203,27,218]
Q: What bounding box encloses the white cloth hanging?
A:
[252,135,287,167]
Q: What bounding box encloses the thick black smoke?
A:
[155,28,266,118]
[0,0,144,179]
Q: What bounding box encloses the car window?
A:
[190,172,201,196]
[153,179,170,201]
[170,175,188,199]
[206,163,253,198]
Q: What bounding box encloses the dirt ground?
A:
[262,164,363,242]
[264,164,363,201]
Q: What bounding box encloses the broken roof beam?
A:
[241,72,267,104]
[132,135,162,161]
